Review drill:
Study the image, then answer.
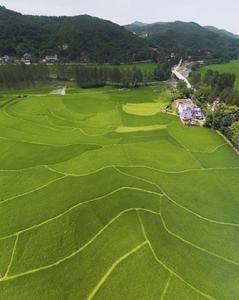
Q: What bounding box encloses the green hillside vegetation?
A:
[126,21,239,62]
[190,68,238,105]
[197,60,239,91]
[0,64,49,90]
[0,84,238,299]
[205,26,239,39]
[0,6,150,63]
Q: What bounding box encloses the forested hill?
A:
[205,26,239,39]
[126,21,239,62]
[0,6,151,63]
[2,5,239,64]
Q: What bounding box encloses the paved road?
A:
[172,60,192,89]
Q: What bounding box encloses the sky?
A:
[1,0,239,34]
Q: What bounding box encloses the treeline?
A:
[205,105,239,149]
[190,70,239,106]
[73,65,172,88]
[0,63,172,90]
[0,64,49,89]
[74,66,145,88]
[153,63,172,81]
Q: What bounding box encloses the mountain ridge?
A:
[204,25,239,39]
[1,6,239,63]
[0,6,151,63]
[127,19,239,38]
[125,20,239,61]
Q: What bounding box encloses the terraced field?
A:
[0,85,239,299]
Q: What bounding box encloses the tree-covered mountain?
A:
[204,26,239,39]
[130,21,148,27]
[126,21,239,62]
[0,6,151,63]
[2,5,239,65]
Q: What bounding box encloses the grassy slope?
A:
[198,60,239,91]
[0,85,238,299]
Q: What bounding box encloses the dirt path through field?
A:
[50,86,66,95]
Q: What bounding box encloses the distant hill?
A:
[0,6,151,63]
[204,26,239,39]
[128,21,148,27]
[126,21,239,62]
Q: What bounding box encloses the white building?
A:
[44,55,58,63]
[175,99,204,122]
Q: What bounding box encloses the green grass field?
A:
[0,84,238,299]
[198,60,239,90]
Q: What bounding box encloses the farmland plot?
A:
[0,86,238,299]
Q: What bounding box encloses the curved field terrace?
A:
[0,86,238,300]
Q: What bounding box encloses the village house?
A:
[175,99,204,125]
[21,53,32,64]
[192,107,204,119]
[0,55,11,64]
[43,54,58,63]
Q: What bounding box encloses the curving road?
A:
[172,60,192,89]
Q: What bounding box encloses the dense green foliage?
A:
[126,21,239,62]
[205,26,239,40]
[190,69,239,106]
[63,63,170,85]
[0,62,167,90]
[153,63,171,81]
[205,105,239,148]
[197,60,239,91]
[0,85,238,299]
[0,6,150,63]
[0,64,49,89]
[73,65,166,88]
[176,80,192,98]
[231,121,239,148]
[51,62,157,81]
[76,66,144,88]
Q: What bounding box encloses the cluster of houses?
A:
[0,53,59,65]
[175,99,204,125]
[0,55,13,64]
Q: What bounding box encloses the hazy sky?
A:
[2,0,239,34]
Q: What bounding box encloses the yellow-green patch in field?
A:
[123,102,163,116]
[116,124,167,133]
